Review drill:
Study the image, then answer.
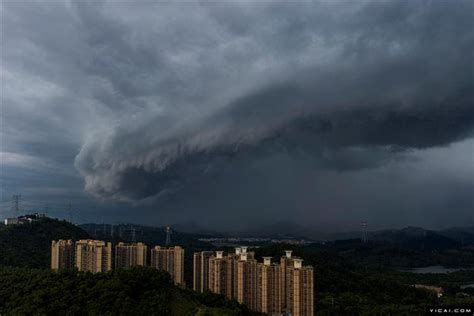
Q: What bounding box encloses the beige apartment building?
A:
[193,247,314,316]
[51,239,75,270]
[281,250,295,313]
[75,239,112,273]
[287,259,314,316]
[115,242,147,269]
[226,250,239,299]
[236,250,259,311]
[256,257,275,314]
[193,251,214,292]
[208,251,227,295]
[150,245,185,286]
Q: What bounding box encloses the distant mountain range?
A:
[77,221,474,252]
[367,226,463,251]
[173,220,473,241]
[2,217,472,272]
[169,220,474,251]
[438,226,474,245]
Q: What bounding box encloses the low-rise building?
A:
[414,284,444,298]
[4,213,47,225]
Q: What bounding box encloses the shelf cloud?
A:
[3,0,473,228]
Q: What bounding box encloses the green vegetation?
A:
[0,266,261,316]
[0,218,90,268]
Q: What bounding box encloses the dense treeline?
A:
[0,266,261,316]
[0,218,89,268]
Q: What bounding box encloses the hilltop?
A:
[0,218,90,268]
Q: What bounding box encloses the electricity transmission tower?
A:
[131,225,137,243]
[361,221,368,243]
[165,225,172,245]
[66,203,73,223]
[12,194,21,217]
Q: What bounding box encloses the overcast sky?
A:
[1,0,473,232]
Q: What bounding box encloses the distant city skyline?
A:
[2,1,473,231]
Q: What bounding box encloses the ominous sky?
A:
[1,0,473,232]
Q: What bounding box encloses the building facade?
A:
[208,251,227,295]
[257,257,275,314]
[236,251,259,310]
[75,239,112,273]
[51,239,75,270]
[150,245,185,286]
[286,258,314,316]
[193,251,214,292]
[115,242,147,269]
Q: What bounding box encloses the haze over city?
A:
[1,0,473,232]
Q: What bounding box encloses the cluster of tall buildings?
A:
[193,247,314,316]
[52,240,314,315]
[51,239,184,286]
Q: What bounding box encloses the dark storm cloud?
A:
[2,0,473,228]
[75,83,474,201]
[74,1,474,200]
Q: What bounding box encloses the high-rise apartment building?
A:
[193,251,213,292]
[257,257,275,314]
[51,239,74,270]
[75,239,112,273]
[226,249,239,299]
[236,249,258,311]
[281,250,295,313]
[150,245,185,286]
[115,242,147,269]
[194,248,313,316]
[287,259,314,316]
[208,251,227,295]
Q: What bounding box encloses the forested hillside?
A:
[0,266,261,316]
[0,218,89,268]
